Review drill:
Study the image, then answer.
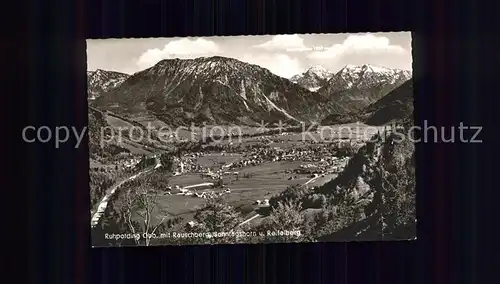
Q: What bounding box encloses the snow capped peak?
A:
[294,65,333,78]
[335,64,412,85]
[340,64,410,75]
[318,63,413,103]
[339,65,367,77]
[91,69,110,79]
[309,65,327,71]
[290,66,334,91]
[199,55,233,62]
[150,56,263,78]
[87,69,130,99]
[305,65,334,79]
[343,64,359,70]
[341,64,378,73]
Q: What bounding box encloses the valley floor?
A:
[90,123,388,246]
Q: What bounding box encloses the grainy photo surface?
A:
[88,32,416,247]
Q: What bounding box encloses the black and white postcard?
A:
[88,32,416,247]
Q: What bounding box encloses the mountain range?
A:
[92,56,331,126]
[319,64,411,114]
[87,56,413,127]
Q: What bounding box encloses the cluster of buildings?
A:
[193,189,231,199]
[122,158,141,168]
[164,132,362,182]
[221,146,333,169]
[171,153,238,178]
[254,199,270,207]
[186,144,356,176]
[291,156,350,175]
[171,154,204,175]
[164,183,232,200]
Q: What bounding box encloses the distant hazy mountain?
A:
[87,69,130,100]
[320,64,412,113]
[321,77,413,126]
[290,66,334,92]
[362,79,414,125]
[93,56,331,126]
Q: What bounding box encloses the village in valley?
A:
[90,120,387,244]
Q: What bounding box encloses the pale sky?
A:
[87,32,412,79]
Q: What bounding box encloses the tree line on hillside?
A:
[89,171,116,210]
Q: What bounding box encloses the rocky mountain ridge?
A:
[362,79,414,126]
[317,114,416,240]
[321,78,414,125]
